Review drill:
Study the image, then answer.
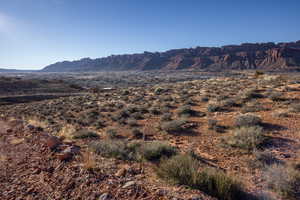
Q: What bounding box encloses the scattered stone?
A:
[122,181,136,189]
[115,167,127,177]
[46,136,61,150]
[99,193,110,200]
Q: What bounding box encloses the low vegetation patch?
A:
[264,164,300,199]
[234,114,262,127]
[224,126,264,150]
[72,129,99,139]
[156,154,248,200]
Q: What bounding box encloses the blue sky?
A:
[1,0,300,69]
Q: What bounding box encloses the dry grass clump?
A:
[89,140,176,162]
[156,154,248,200]
[72,129,99,139]
[264,164,300,199]
[225,126,264,150]
[234,114,262,127]
[89,140,136,160]
[176,105,196,117]
[290,103,300,113]
[139,141,177,161]
[160,118,187,134]
[81,151,97,171]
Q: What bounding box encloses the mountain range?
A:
[5,41,300,72]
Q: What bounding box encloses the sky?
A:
[1,0,300,70]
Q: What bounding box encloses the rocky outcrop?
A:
[43,41,300,72]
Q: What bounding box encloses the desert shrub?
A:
[149,107,161,115]
[268,92,283,101]
[160,118,187,133]
[105,128,118,139]
[161,113,172,121]
[264,164,300,199]
[140,142,177,161]
[235,114,262,127]
[272,110,289,118]
[208,119,224,133]
[207,103,221,112]
[72,129,99,139]
[89,140,135,160]
[251,150,281,168]
[241,89,263,100]
[290,103,300,113]
[131,128,143,139]
[226,126,264,150]
[200,96,209,102]
[127,118,138,127]
[177,105,196,117]
[154,87,165,95]
[156,154,199,186]
[221,98,239,107]
[157,154,247,200]
[241,101,266,113]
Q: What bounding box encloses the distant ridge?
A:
[43,40,300,72]
[0,68,36,73]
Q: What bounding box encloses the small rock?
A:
[115,168,127,177]
[99,193,110,200]
[190,196,202,200]
[46,136,61,150]
[63,145,80,155]
[57,152,73,161]
[122,181,135,189]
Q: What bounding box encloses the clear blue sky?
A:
[1,0,300,69]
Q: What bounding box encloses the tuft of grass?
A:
[72,129,99,139]
[160,118,187,133]
[156,154,248,200]
[176,105,196,117]
[235,114,262,127]
[290,103,300,113]
[264,164,300,199]
[105,128,118,139]
[225,126,264,150]
[140,141,177,161]
[81,151,97,171]
[89,140,136,161]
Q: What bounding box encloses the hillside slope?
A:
[43,41,300,72]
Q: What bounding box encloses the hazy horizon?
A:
[1,0,300,70]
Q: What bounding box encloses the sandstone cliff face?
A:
[43,41,300,72]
